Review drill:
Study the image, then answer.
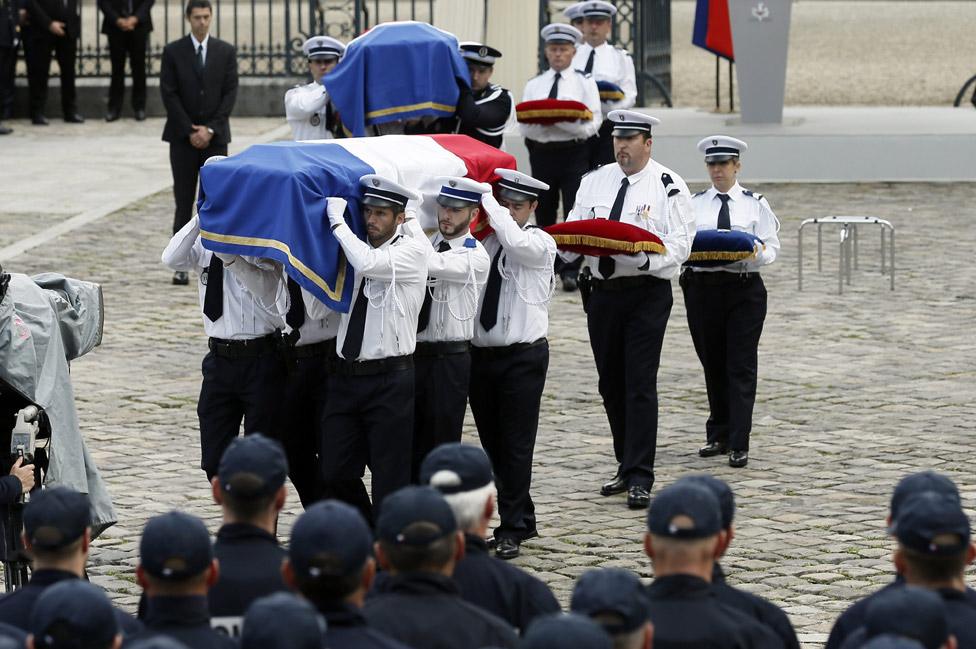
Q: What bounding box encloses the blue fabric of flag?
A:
[196,141,374,312]
[324,22,471,137]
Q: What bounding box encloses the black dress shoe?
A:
[172,271,189,286]
[64,113,85,124]
[600,474,627,496]
[626,486,650,509]
[0,124,11,135]
[729,450,749,468]
[105,109,121,122]
[31,114,49,126]
[134,109,147,121]
[698,441,728,458]
[495,537,520,560]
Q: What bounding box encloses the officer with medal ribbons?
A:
[285,35,345,141]
[455,42,514,149]
[564,1,638,168]
[565,110,695,509]
[469,168,556,560]
[682,135,780,468]
[320,175,428,523]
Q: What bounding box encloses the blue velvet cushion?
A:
[687,229,764,267]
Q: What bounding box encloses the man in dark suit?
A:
[25,0,83,124]
[98,0,153,122]
[160,0,237,284]
[0,0,21,133]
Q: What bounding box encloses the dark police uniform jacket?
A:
[126,595,237,649]
[712,563,800,649]
[207,522,288,618]
[455,83,512,149]
[315,600,416,649]
[0,569,143,636]
[363,572,518,649]
[160,35,238,145]
[645,574,781,649]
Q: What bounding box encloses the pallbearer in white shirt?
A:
[320,175,429,524]
[565,110,695,509]
[284,35,345,141]
[681,136,780,469]
[564,1,638,168]
[470,168,556,560]
[402,177,491,482]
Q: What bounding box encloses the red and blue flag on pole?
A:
[692,0,735,61]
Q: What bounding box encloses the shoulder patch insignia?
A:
[692,189,707,197]
[463,238,476,249]
[668,188,680,197]
[661,173,674,188]
[742,189,764,200]
[575,69,592,78]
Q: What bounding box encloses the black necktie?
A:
[195,44,204,73]
[286,277,306,331]
[203,255,223,322]
[584,49,595,74]
[717,194,731,230]
[479,248,504,332]
[598,177,631,279]
[341,278,369,360]
[547,72,560,99]
[417,240,451,333]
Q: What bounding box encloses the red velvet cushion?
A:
[543,219,666,257]
[515,99,593,125]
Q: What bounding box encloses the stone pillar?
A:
[728,0,793,123]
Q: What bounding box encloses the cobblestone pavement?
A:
[4,179,976,647]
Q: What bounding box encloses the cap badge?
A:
[712,139,718,145]
[449,180,457,188]
[372,178,380,187]
[479,46,488,57]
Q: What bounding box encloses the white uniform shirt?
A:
[519,68,603,143]
[284,81,334,141]
[403,221,491,343]
[566,159,696,280]
[190,33,209,65]
[161,216,284,340]
[572,42,637,111]
[690,182,781,274]
[472,203,557,348]
[331,222,429,361]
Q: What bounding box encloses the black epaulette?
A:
[692,189,707,197]
[661,173,680,197]
[742,189,764,201]
[575,69,592,78]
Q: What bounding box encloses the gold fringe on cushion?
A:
[551,234,666,255]
[599,90,626,101]
[687,243,764,262]
[516,108,593,122]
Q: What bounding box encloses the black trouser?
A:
[170,138,228,234]
[277,342,334,507]
[589,119,615,169]
[0,46,15,120]
[526,139,590,228]
[26,32,76,117]
[411,346,471,482]
[587,277,672,489]
[106,28,148,113]
[680,271,767,452]
[320,363,414,525]
[198,345,287,480]
[469,340,549,541]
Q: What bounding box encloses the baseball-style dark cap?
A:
[376,485,457,546]
[889,491,970,556]
[289,500,372,578]
[140,511,213,580]
[29,580,119,649]
[124,639,192,649]
[864,586,948,649]
[570,568,650,635]
[521,613,613,649]
[676,474,735,529]
[241,592,325,649]
[24,487,90,551]
[0,637,22,649]
[218,433,288,500]
[647,481,722,539]
[890,471,960,520]
[420,443,494,495]
[861,635,926,649]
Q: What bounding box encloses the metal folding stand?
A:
[798,216,895,294]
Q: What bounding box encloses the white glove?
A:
[480,193,510,223]
[610,252,649,269]
[327,197,348,227]
[405,196,423,221]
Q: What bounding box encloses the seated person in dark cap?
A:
[363,485,518,649]
[520,613,613,649]
[837,585,954,649]
[0,623,25,644]
[130,511,236,649]
[281,500,412,649]
[208,433,289,621]
[571,568,652,649]
[417,442,559,633]
[835,491,976,649]
[642,481,779,649]
[678,474,799,649]
[862,637,929,649]
[827,471,976,649]
[26,580,121,649]
[0,487,140,636]
[240,592,325,649]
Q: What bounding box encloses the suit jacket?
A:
[0,0,20,48]
[97,0,153,34]
[27,0,79,36]
[160,35,238,145]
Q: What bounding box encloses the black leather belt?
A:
[333,354,413,376]
[525,138,588,152]
[471,338,547,359]
[415,341,470,357]
[290,338,337,359]
[591,275,667,292]
[208,334,278,359]
[683,271,760,286]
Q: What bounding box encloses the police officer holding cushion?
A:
[683,136,780,468]
[285,35,344,141]
[455,42,513,149]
